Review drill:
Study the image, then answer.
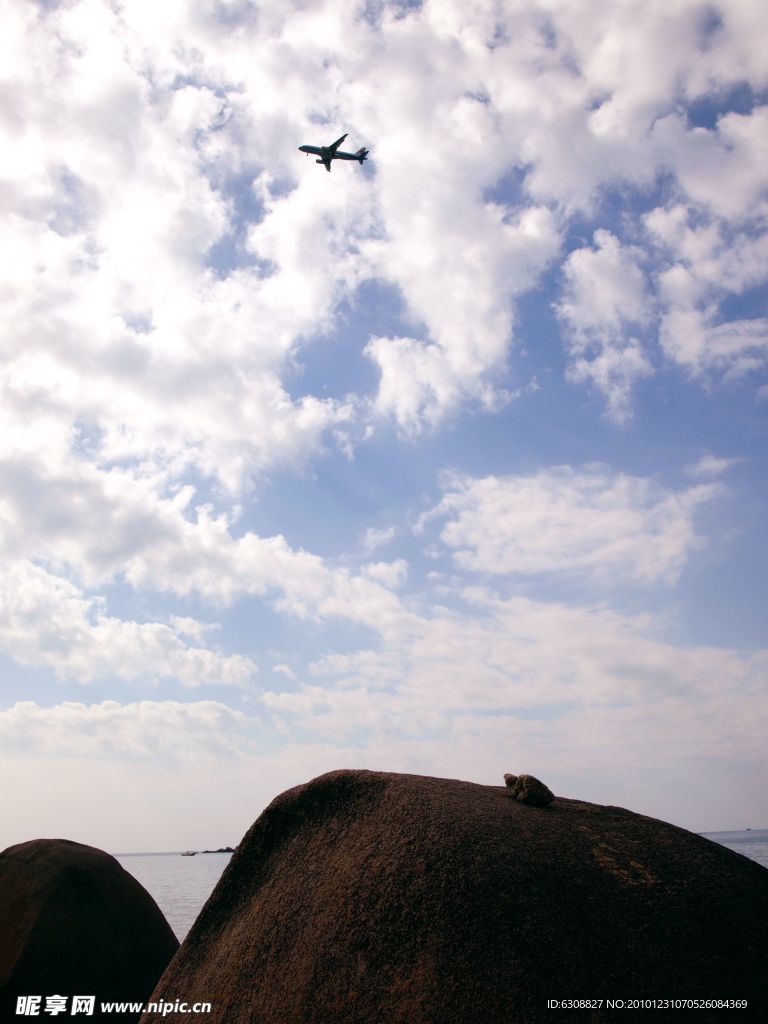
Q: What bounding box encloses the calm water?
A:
[117,830,768,942]
[700,828,768,869]
[116,852,232,941]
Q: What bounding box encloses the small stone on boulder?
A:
[510,774,554,806]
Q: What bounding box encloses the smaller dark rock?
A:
[0,839,178,1023]
[503,773,518,788]
[509,774,554,806]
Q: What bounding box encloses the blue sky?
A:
[1,0,766,850]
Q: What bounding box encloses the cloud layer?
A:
[429,466,719,584]
[1,0,766,847]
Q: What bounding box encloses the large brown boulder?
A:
[1,839,178,1023]
[144,770,768,1024]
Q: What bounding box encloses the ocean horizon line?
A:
[110,827,768,858]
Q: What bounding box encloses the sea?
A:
[117,829,768,943]
[699,829,768,870]
[116,852,233,941]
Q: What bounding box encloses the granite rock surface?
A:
[143,770,768,1023]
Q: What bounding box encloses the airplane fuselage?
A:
[298,134,369,172]
[298,145,363,161]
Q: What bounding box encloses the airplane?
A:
[298,133,369,172]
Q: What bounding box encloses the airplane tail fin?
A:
[356,147,369,164]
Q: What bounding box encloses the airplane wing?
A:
[328,133,347,154]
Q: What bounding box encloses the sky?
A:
[1,0,766,852]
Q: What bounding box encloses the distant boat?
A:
[181,850,197,856]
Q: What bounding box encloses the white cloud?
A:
[645,206,716,277]
[0,699,247,758]
[262,592,768,799]
[685,454,742,478]
[695,2,768,92]
[537,12,768,408]
[0,1,360,495]
[644,201,768,385]
[0,0,766,848]
[567,340,654,423]
[659,309,768,380]
[559,231,648,332]
[486,1,768,213]
[429,466,719,585]
[168,616,221,642]
[0,447,413,650]
[120,514,414,633]
[361,525,396,552]
[3,591,765,846]
[2,0,765,473]
[365,204,560,430]
[0,561,254,687]
[557,230,653,421]
[361,558,408,589]
[0,418,418,682]
[653,107,768,221]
